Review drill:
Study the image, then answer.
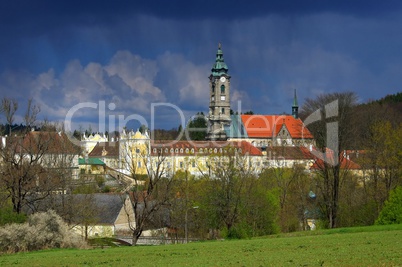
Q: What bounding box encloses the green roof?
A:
[224,115,249,138]
[211,44,229,76]
[78,158,105,165]
[293,89,298,107]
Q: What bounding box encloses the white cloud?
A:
[157,52,209,109]
[0,50,217,130]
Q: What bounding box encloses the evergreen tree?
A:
[186,112,207,141]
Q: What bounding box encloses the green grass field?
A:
[1,224,401,266]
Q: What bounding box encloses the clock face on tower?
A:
[220,76,226,83]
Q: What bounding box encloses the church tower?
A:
[206,44,232,141]
[292,89,299,119]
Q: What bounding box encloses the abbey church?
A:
[205,44,315,148]
[82,45,320,177]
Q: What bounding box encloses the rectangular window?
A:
[220,95,225,101]
[221,108,225,114]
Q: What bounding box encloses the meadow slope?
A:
[0,224,401,266]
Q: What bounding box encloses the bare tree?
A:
[120,137,174,246]
[0,98,80,214]
[24,98,40,132]
[0,97,18,135]
[1,132,52,213]
[300,92,358,228]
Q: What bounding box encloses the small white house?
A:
[71,194,135,238]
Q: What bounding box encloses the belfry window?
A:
[221,85,225,94]
[212,85,215,93]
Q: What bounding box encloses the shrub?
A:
[222,223,251,239]
[376,186,402,225]
[0,210,87,254]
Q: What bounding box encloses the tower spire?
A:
[292,89,299,119]
[206,44,231,141]
[211,43,228,77]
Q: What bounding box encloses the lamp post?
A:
[185,205,199,243]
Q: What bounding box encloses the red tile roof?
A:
[7,131,81,154]
[265,146,315,160]
[241,115,313,139]
[88,141,120,157]
[309,147,361,170]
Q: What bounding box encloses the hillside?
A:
[371,91,402,105]
[1,224,401,266]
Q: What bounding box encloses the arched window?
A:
[199,148,203,153]
[221,85,225,94]
[212,85,215,93]
[180,148,183,153]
